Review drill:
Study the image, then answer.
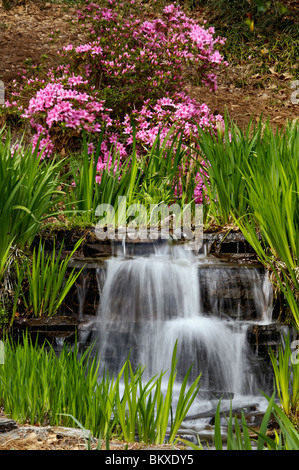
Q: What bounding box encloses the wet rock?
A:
[247,323,286,355]
[204,231,259,256]
[0,417,18,433]
[12,316,79,345]
[184,403,259,423]
[196,390,234,400]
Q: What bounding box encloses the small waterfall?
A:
[76,269,89,321]
[92,244,269,398]
[142,317,252,394]
[253,270,273,324]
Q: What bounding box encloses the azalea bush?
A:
[3,0,227,204]
[73,0,226,103]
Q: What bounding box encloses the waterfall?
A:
[92,244,268,397]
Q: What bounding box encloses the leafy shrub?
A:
[3,0,227,203]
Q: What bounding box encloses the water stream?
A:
[78,241,279,441]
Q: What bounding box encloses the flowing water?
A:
[79,242,279,441]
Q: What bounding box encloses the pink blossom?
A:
[6,0,227,204]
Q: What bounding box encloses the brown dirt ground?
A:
[0,1,86,87]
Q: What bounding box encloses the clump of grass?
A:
[234,119,299,327]
[197,117,299,327]
[115,340,201,444]
[0,127,65,260]
[0,127,66,324]
[196,114,262,225]
[0,335,201,444]
[269,334,299,418]
[68,128,199,228]
[14,238,84,319]
[179,391,299,450]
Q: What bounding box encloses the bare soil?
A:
[0,1,84,85]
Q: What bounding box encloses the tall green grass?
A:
[14,239,84,319]
[196,115,262,224]
[235,120,299,327]
[269,334,299,417]
[68,130,131,223]
[0,127,67,323]
[0,335,201,444]
[197,117,299,327]
[68,128,199,228]
[0,127,65,259]
[0,335,103,430]
[115,340,201,444]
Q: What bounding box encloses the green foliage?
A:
[180,391,299,450]
[197,117,299,327]
[234,120,299,327]
[131,128,199,210]
[0,335,103,430]
[115,362,152,443]
[192,0,294,27]
[253,392,299,450]
[2,0,17,10]
[191,0,298,79]
[0,127,65,258]
[269,334,299,417]
[14,238,84,318]
[68,128,199,227]
[68,130,140,224]
[0,306,9,331]
[0,335,201,444]
[0,127,66,326]
[213,399,254,450]
[115,340,201,444]
[197,114,262,224]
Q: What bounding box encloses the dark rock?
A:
[184,403,259,422]
[0,417,18,433]
[247,323,285,355]
[196,390,234,400]
[12,316,79,345]
[204,231,259,256]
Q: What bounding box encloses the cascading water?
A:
[75,240,279,442]
[88,242,274,402]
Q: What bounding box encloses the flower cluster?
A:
[69,0,227,106]
[120,91,224,203]
[4,0,227,201]
[19,74,113,156]
[122,92,224,147]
